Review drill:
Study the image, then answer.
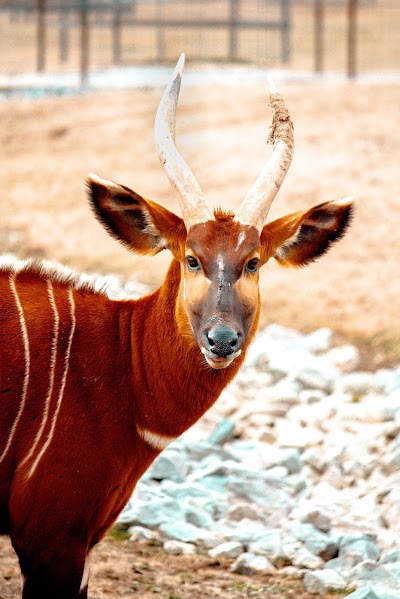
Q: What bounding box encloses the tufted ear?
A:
[87,174,186,259]
[260,197,354,267]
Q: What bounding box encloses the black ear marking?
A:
[269,200,354,268]
[108,190,141,208]
[86,176,166,255]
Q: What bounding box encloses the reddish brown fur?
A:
[0,179,352,598]
[0,256,248,599]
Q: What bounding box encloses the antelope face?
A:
[88,55,353,372]
[181,219,261,369]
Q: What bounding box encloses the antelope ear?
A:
[260,197,354,267]
[87,174,186,258]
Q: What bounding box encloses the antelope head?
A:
[88,55,353,370]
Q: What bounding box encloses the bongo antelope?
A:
[0,55,353,598]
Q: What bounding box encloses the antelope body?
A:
[0,56,353,598]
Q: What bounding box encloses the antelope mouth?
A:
[201,347,242,370]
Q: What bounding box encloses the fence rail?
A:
[0,0,399,86]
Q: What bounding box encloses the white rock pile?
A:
[118,324,400,599]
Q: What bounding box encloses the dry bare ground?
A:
[1,80,399,363]
[0,535,348,599]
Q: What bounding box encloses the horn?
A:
[234,77,294,233]
[154,54,214,230]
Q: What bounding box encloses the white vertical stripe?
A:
[20,281,59,470]
[234,231,246,252]
[28,288,76,478]
[0,275,30,464]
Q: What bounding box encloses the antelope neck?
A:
[129,260,243,440]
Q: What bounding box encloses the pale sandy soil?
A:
[0,535,348,599]
[1,81,399,363]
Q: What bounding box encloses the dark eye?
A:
[245,258,259,274]
[186,256,201,271]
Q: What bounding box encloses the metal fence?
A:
[0,0,399,82]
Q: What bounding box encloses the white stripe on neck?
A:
[137,426,177,451]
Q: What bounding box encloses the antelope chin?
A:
[201,347,242,370]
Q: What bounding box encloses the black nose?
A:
[204,326,241,358]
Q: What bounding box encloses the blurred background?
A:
[0,0,399,78]
[0,0,399,366]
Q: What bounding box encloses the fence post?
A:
[59,9,69,63]
[281,0,290,64]
[36,0,46,73]
[229,0,238,61]
[347,0,358,78]
[80,0,89,87]
[156,0,166,62]
[112,0,122,64]
[314,0,324,73]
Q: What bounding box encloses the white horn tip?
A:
[175,53,185,77]
[267,75,279,95]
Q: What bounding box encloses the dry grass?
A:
[1,79,399,365]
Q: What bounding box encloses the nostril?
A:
[207,335,215,347]
[205,327,241,357]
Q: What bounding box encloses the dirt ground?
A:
[0,535,349,599]
[1,80,400,365]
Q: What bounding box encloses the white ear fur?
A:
[87,173,120,191]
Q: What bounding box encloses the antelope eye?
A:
[245,258,260,274]
[186,255,201,271]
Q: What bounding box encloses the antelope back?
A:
[0,263,143,526]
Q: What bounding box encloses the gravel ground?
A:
[0,535,346,599]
